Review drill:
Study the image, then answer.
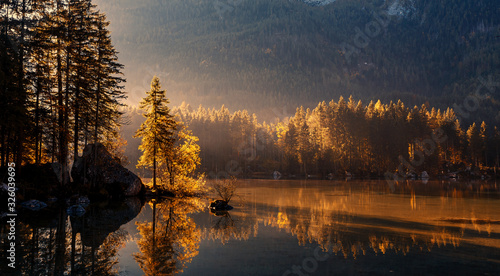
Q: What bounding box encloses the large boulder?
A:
[72,143,144,196]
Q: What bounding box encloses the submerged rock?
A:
[21,199,48,211]
[72,143,144,197]
[67,205,86,217]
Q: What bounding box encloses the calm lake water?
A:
[2,179,500,275]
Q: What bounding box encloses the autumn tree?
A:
[135,76,177,191]
[160,126,201,193]
[142,96,499,179]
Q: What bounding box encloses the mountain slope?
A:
[95,0,499,122]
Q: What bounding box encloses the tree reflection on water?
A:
[240,180,500,260]
[197,179,500,266]
[3,180,499,275]
[1,198,142,275]
[134,198,203,275]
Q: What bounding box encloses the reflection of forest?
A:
[199,180,500,259]
[134,198,204,276]
[200,210,257,245]
[0,198,143,275]
[5,180,497,275]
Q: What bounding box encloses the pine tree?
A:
[135,76,177,191]
[0,1,22,167]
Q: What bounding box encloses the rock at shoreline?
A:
[209,200,233,211]
[72,143,144,196]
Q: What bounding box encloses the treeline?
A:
[171,97,500,178]
[0,0,125,184]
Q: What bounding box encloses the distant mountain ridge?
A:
[94,0,499,124]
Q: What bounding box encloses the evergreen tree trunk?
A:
[63,7,72,180]
[153,89,157,190]
[153,144,157,190]
[16,0,27,169]
[74,93,80,160]
[35,65,41,165]
[57,15,65,180]
[93,77,100,191]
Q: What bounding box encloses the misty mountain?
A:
[94,0,499,122]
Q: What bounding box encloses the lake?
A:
[3,179,500,275]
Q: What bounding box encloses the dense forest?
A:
[122,96,500,179]
[1,0,499,183]
[0,0,125,185]
[94,0,500,123]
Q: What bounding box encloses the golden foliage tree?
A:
[160,126,201,193]
[135,76,177,190]
[136,76,203,194]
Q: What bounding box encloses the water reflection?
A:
[3,180,500,275]
[1,198,142,275]
[229,180,500,252]
[201,209,256,245]
[133,198,203,275]
[190,180,500,274]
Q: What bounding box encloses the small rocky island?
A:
[1,143,144,206]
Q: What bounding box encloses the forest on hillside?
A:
[122,96,500,179]
[2,0,499,183]
[94,0,500,122]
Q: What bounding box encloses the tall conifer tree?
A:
[135,76,177,191]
